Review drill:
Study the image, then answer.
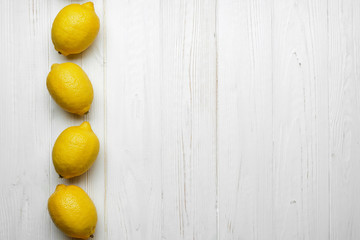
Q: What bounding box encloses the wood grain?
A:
[217,0,273,239]
[271,0,330,239]
[0,0,51,238]
[329,0,360,239]
[218,0,331,239]
[105,0,162,239]
[105,0,217,239]
[160,0,217,239]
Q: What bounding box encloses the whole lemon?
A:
[47,62,93,115]
[52,2,100,56]
[48,184,97,239]
[52,121,99,179]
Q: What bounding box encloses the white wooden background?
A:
[1,0,360,239]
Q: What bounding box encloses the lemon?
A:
[52,2,100,56]
[52,121,99,179]
[47,62,94,115]
[48,184,97,239]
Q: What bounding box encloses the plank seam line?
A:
[214,0,219,239]
[103,0,108,239]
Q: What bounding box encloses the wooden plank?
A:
[218,0,330,239]
[328,0,360,239]
[105,0,162,239]
[160,0,218,239]
[48,0,105,239]
[105,0,217,239]
[272,0,329,239]
[217,0,273,239]
[0,0,51,239]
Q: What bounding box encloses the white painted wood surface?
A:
[1,0,360,239]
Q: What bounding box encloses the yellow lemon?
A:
[48,184,97,239]
[52,2,100,56]
[52,121,99,179]
[47,62,93,115]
